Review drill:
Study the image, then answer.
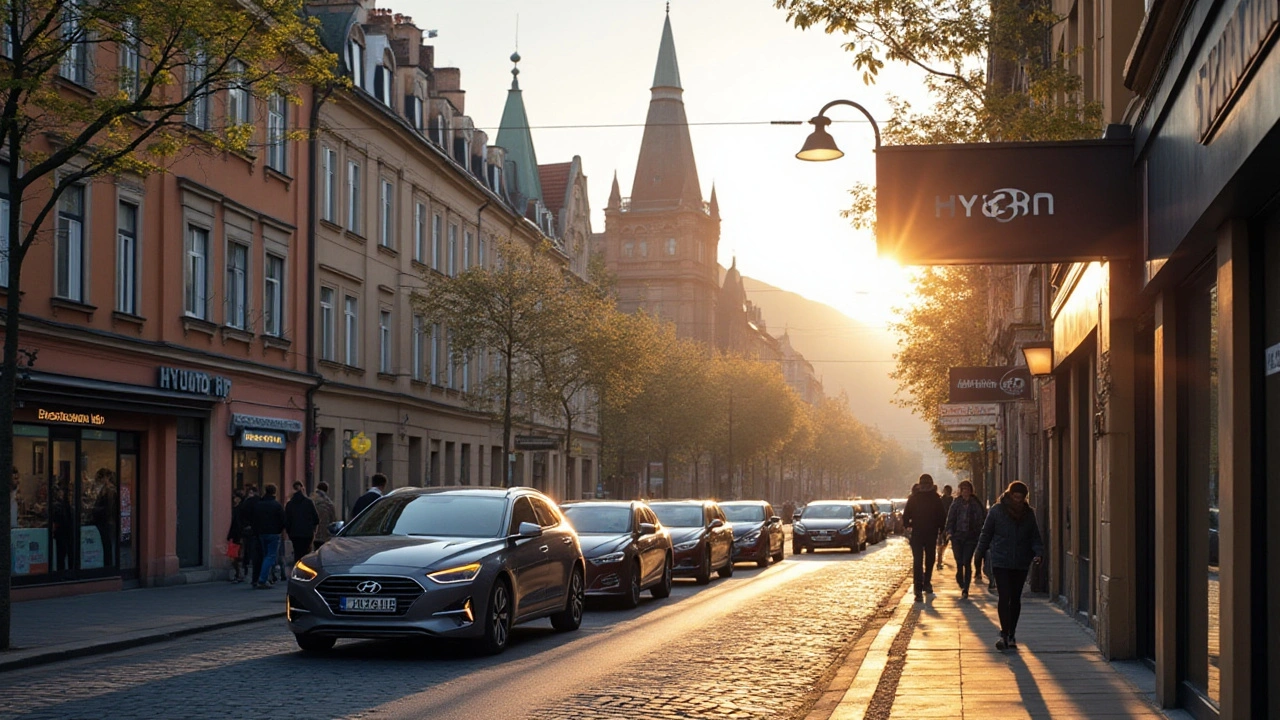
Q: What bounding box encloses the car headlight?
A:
[737,531,761,543]
[838,524,856,535]
[792,524,807,535]
[673,540,700,552]
[589,551,626,566]
[426,562,482,584]
[291,561,318,582]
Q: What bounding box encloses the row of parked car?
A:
[790,498,899,553]
[284,486,794,655]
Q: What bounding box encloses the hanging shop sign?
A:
[515,435,559,451]
[230,413,303,434]
[948,366,1033,403]
[946,441,982,453]
[939,414,997,427]
[238,429,287,450]
[157,366,232,398]
[349,432,372,457]
[876,140,1139,264]
[939,403,1001,417]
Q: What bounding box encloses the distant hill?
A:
[732,273,948,483]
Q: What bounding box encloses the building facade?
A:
[6,28,313,596]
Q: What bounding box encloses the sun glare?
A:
[839,257,916,326]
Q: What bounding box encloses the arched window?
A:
[665,238,677,255]
[347,37,365,89]
[374,63,392,106]
[623,242,634,258]
[639,240,648,257]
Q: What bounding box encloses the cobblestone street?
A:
[1,541,909,720]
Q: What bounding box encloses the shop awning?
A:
[18,371,217,417]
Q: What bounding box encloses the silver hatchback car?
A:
[287,486,585,655]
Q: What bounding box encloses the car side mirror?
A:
[638,522,656,535]
[708,518,724,529]
[328,521,345,535]
[769,516,781,524]
[514,521,542,539]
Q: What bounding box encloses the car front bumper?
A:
[287,572,490,640]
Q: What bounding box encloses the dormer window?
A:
[434,113,447,146]
[488,165,501,192]
[347,38,365,89]
[405,95,424,131]
[373,63,392,106]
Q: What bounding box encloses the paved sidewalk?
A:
[0,579,283,671]
[820,576,1172,720]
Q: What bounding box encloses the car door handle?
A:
[540,545,550,553]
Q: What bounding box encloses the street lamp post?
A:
[795,100,882,161]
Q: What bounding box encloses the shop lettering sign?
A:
[157,366,232,397]
[37,408,105,425]
[230,413,303,434]
[238,429,287,450]
[948,366,1033,403]
[1195,0,1280,143]
[1266,342,1280,376]
[934,189,1054,222]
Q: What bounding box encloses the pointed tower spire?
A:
[709,183,719,218]
[630,12,702,210]
[608,171,622,210]
[496,51,543,208]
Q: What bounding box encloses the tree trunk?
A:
[661,450,670,500]
[561,398,574,502]
[502,348,514,487]
[0,183,24,650]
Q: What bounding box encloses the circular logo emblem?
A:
[356,580,382,594]
[1000,368,1027,397]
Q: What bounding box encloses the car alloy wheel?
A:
[718,550,734,578]
[551,567,585,631]
[695,546,712,585]
[757,544,770,568]
[651,555,673,599]
[481,579,512,655]
[622,560,642,609]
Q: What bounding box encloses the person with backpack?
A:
[975,481,1045,651]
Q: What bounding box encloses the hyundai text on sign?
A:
[875,140,1140,264]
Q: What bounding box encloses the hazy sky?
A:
[399,0,924,328]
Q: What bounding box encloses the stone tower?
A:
[600,11,720,344]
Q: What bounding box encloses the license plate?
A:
[340,596,396,612]
[813,535,832,542]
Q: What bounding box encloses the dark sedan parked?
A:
[561,500,673,608]
[791,500,868,554]
[649,500,734,584]
[854,500,887,545]
[286,486,585,655]
[875,498,902,535]
[720,500,785,567]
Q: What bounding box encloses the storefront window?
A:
[11,425,51,577]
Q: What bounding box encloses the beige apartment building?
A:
[305,0,597,512]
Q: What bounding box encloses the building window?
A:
[185,225,208,318]
[623,241,633,258]
[266,93,286,172]
[430,322,441,384]
[413,202,426,263]
[186,53,209,129]
[412,314,425,380]
[343,294,358,366]
[448,223,458,276]
[462,352,470,393]
[639,240,648,258]
[406,95,424,131]
[227,59,250,126]
[226,242,248,329]
[478,235,486,268]
[434,113,447,146]
[321,147,336,223]
[346,160,361,234]
[319,287,335,361]
[0,163,11,287]
[55,185,85,302]
[119,18,141,101]
[374,64,392,106]
[59,1,88,85]
[263,254,284,337]
[446,329,455,389]
[666,238,677,255]
[116,201,138,315]
[432,213,442,270]
[379,178,393,247]
[379,309,392,373]
[463,230,472,270]
[347,39,364,89]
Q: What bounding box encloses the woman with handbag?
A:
[225,490,247,582]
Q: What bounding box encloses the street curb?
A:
[0,610,282,673]
[823,579,918,720]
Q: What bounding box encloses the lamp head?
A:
[796,115,844,161]
[1021,341,1055,377]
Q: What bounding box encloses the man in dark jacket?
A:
[237,486,261,586]
[351,473,388,518]
[285,481,320,562]
[975,481,1045,650]
[902,473,946,602]
[250,484,287,589]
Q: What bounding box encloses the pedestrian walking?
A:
[238,486,261,586]
[936,484,954,570]
[250,484,286,589]
[285,481,320,561]
[225,490,247,582]
[902,473,946,602]
[944,480,985,598]
[351,473,388,518]
[312,482,337,548]
[975,480,1045,651]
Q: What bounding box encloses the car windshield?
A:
[562,505,632,534]
[852,502,872,515]
[342,494,507,538]
[877,501,893,514]
[721,504,766,523]
[650,504,704,527]
[802,504,853,520]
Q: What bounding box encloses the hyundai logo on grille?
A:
[356,581,382,594]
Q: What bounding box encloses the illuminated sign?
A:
[238,429,287,450]
[37,408,106,426]
[1195,0,1280,143]
[948,367,1032,403]
[158,366,232,397]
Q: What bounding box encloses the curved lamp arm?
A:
[815,99,882,149]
